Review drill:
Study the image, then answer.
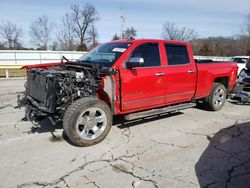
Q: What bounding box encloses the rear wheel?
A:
[206,83,226,111]
[63,98,112,146]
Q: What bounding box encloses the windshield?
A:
[78,42,131,67]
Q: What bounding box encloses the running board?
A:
[124,103,196,121]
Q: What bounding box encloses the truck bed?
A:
[195,61,237,99]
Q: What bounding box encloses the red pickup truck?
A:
[18,39,238,146]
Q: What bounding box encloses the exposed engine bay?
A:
[17,62,116,120]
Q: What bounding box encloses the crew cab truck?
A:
[18,39,238,146]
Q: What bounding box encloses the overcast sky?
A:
[0,0,249,46]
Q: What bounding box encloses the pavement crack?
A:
[99,150,113,160]
[210,143,241,162]
[121,126,131,143]
[82,175,100,188]
[118,145,154,161]
[62,178,70,188]
[120,158,159,179]
[99,143,129,160]
[88,165,108,173]
[197,165,214,177]
[203,181,216,188]
[177,129,216,140]
[109,162,158,188]
[151,139,193,149]
[17,147,154,188]
[17,181,48,188]
[225,158,250,187]
[222,112,231,120]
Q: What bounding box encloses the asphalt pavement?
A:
[0,78,249,188]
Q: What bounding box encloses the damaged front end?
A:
[17,62,116,121]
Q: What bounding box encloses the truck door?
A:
[120,42,167,112]
[164,44,196,103]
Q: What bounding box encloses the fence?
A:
[0,50,86,65]
[0,50,87,78]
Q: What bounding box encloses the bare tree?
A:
[162,22,198,41]
[51,41,59,51]
[111,27,137,41]
[57,13,76,50]
[112,33,120,40]
[0,21,23,49]
[86,24,98,48]
[123,27,137,39]
[241,13,250,37]
[162,22,178,40]
[71,3,99,50]
[240,14,250,55]
[29,15,53,50]
[0,42,6,50]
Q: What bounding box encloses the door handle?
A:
[155,72,165,76]
[187,70,195,74]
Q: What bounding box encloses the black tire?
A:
[63,97,112,147]
[205,83,226,111]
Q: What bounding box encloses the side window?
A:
[131,43,161,67]
[165,44,190,65]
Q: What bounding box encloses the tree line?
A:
[161,14,250,56]
[0,2,138,51]
[0,3,99,51]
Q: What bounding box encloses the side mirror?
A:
[126,57,144,69]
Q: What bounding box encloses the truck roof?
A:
[110,39,189,45]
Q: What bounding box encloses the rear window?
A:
[165,44,190,65]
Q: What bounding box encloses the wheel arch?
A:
[96,75,116,114]
[214,77,229,98]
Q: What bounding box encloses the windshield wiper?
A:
[77,59,91,63]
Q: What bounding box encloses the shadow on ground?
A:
[195,121,250,188]
[22,111,183,145]
[114,112,183,129]
[25,111,184,133]
[23,117,66,143]
[27,117,62,134]
[228,100,250,106]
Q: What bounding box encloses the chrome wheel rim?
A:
[75,107,107,140]
[213,88,224,107]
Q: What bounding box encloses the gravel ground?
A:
[0,78,249,188]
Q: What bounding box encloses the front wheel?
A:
[206,83,226,111]
[63,98,112,147]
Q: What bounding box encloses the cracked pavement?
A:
[0,78,250,188]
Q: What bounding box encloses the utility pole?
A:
[120,9,125,39]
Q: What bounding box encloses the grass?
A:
[0,69,27,78]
